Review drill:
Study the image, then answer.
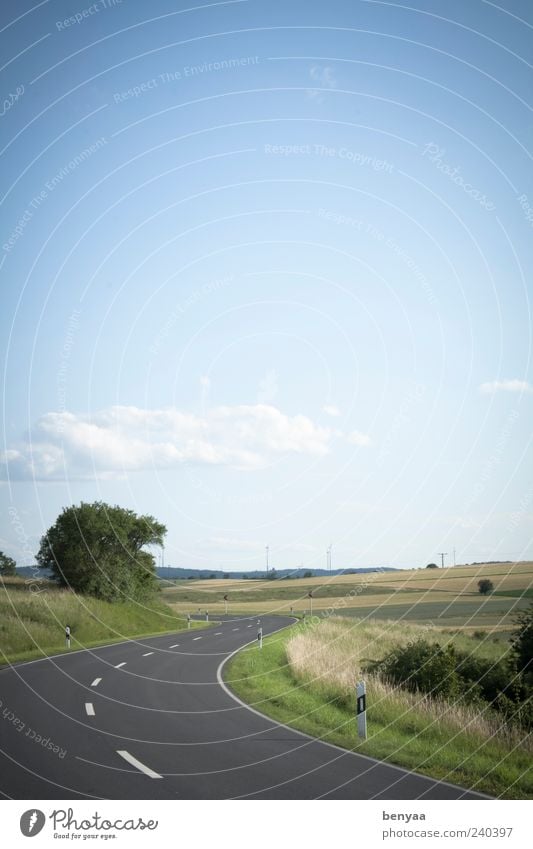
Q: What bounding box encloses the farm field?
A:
[163,561,533,629]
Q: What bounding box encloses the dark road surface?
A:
[0,615,488,799]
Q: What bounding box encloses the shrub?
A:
[370,638,531,730]
[510,602,533,683]
[368,640,461,700]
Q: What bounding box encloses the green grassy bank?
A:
[0,577,206,665]
[225,618,532,799]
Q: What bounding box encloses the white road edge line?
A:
[115,662,127,668]
[142,652,154,656]
[91,678,101,687]
[85,703,95,716]
[192,636,202,641]
[117,750,163,779]
[215,620,492,800]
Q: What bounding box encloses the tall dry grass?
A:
[285,618,531,752]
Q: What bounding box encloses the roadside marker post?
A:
[356,680,367,739]
[224,594,228,615]
[187,614,191,630]
[258,627,263,649]
[205,610,209,622]
[65,624,71,649]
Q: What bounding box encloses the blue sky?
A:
[1,0,532,571]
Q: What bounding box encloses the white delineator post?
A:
[356,680,367,739]
[258,627,263,649]
[187,614,191,630]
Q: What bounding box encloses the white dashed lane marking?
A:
[85,703,95,716]
[142,652,154,657]
[192,637,202,641]
[117,750,163,779]
[91,678,101,687]
[215,632,223,635]
[169,644,180,648]
[115,662,127,668]
[232,628,239,631]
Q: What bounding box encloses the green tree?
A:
[478,579,494,595]
[426,563,438,569]
[303,570,313,578]
[36,502,166,602]
[0,551,17,577]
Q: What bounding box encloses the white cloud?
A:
[322,404,341,417]
[1,404,334,480]
[479,379,533,394]
[346,430,371,447]
[199,375,211,389]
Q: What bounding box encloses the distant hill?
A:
[156,566,399,581]
[15,566,50,579]
[15,564,399,583]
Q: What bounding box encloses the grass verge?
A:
[0,579,208,665]
[225,618,532,799]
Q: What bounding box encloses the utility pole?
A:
[265,545,269,574]
[438,552,448,569]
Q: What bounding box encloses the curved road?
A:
[0,616,487,799]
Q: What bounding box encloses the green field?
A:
[164,561,533,630]
[226,618,532,799]
[0,577,206,665]
[332,597,531,626]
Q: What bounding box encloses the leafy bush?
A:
[369,637,532,730]
[0,551,17,576]
[510,602,533,683]
[368,640,461,699]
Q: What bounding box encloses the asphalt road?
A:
[0,615,487,800]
